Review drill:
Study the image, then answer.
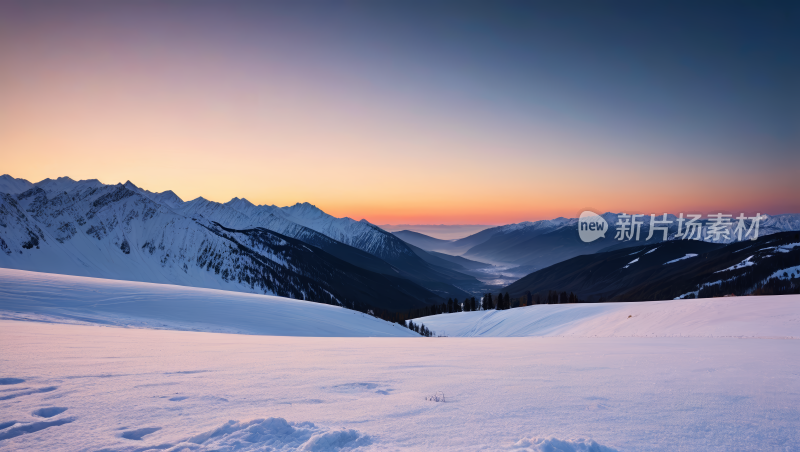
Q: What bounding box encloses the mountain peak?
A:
[227,197,256,207]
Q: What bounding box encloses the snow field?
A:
[1,321,799,450]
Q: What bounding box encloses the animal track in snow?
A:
[169,396,189,401]
[32,407,68,418]
[0,417,76,441]
[0,386,57,401]
[0,378,25,385]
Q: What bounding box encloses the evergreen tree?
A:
[504,292,510,310]
[471,297,476,311]
[447,298,453,313]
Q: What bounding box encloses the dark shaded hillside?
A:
[465,223,659,268]
[208,223,445,312]
[504,232,800,302]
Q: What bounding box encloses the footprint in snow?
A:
[0,417,77,441]
[0,386,58,401]
[122,427,162,440]
[32,407,68,418]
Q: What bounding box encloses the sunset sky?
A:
[1,1,797,224]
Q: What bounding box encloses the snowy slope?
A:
[122,181,184,208]
[177,196,254,229]
[179,196,416,261]
[277,203,416,260]
[415,295,800,338]
[0,268,417,337]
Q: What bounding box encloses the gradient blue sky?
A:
[1,1,797,223]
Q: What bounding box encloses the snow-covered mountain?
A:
[175,196,478,298]
[0,180,444,312]
[183,197,418,262]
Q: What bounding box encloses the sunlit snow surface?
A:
[1,271,800,451]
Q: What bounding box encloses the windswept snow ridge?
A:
[0,269,417,337]
[160,417,372,452]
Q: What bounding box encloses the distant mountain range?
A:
[0,175,487,314]
[378,224,492,240]
[396,212,800,275]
